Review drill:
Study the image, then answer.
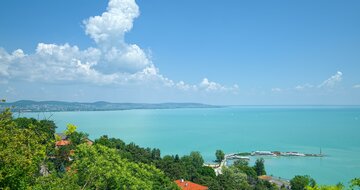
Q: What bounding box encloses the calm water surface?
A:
[22,106,360,185]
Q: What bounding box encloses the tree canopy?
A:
[215,149,225,163]
[253,158,266,176]
[291,175,317,190]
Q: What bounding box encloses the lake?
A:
[21,106,360,185]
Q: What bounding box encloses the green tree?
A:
[306,184,344,190]
[180,151,205,181]
[189,151,204,168]
[31,173,80,190]
[151,148,161,160]
[233,159,257,184]
[217,166,251,190]
[253,158,266,176]
[350,178,360,190]
[254,180,277,190]
[290,175,316,190]
[13,117,56,142]
[72,144,178,190]
[64,124,77,136]
[67,130,88,148]
[0,108,48,189]
[215,149,225,163]
[157,155,187,180]
[95,135,126,150]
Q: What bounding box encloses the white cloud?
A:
[84,0,150,73]
[295,84,314,90]
[318,71,343,88]
[294,71,343,91]
[200,78,225,91]
[0,0,238,94]
[176,81,197,91]
[84,0,139,46]
[0,44,117,84]
[199,78,239,92]
[353,84,360,89]
[271,88,282,92]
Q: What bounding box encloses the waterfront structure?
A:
[281,152,305,157]
[251,151,276,156]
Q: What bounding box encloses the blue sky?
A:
[0,0,359,105]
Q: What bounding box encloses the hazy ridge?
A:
[0,100,221,112]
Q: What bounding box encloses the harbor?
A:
[249,150,324,157]
[205,150,324,176]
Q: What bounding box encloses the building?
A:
[55,139,70,146]
[54,133,93,146]
[55,133,70,147]
[251,151,276,156]
[174,179,208,190]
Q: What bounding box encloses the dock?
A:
[204,150,324,176]
[250,150,324,157]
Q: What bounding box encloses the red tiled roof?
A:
[175,180,208,190]
[55,140,70,146]
[85,139,93,146]
[259,175,272,181]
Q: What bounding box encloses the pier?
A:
[205,150,324,176]
[250,150,323,157]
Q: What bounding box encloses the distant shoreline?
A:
[1,100,223,113]
[2,100,360,113]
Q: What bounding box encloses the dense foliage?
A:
[290,175,316,190]
[253,158,266,176]
[0,108,50,189]
[216,149,225,163]
[95,136,280,190]
[0,108,176,190]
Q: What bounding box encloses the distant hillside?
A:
[0,100,221,112]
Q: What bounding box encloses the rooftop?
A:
[174,180,208,190]
[55,140,70,146]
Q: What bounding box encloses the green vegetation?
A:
[306,184,344,190]
[0,108,49,189]
[0,107,176,190]
[290,175,316,190]
[236,152,252,156]
[215,149,225,163]
[253,158,266,176]
[350,178,360,190]
[0,106,359,190]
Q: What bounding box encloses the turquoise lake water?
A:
[21,106,360,185]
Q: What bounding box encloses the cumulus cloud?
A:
[318,71,343,88]
[176,81,197,91]
[199,78,239,92]
[84,0,150,73]
[0,0,238,93]
[84,0,139,46]
[0,44,117,84]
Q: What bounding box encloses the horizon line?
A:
[2,100,360,107]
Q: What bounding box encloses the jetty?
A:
[205,150,324,176]
[250,150,323,157]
